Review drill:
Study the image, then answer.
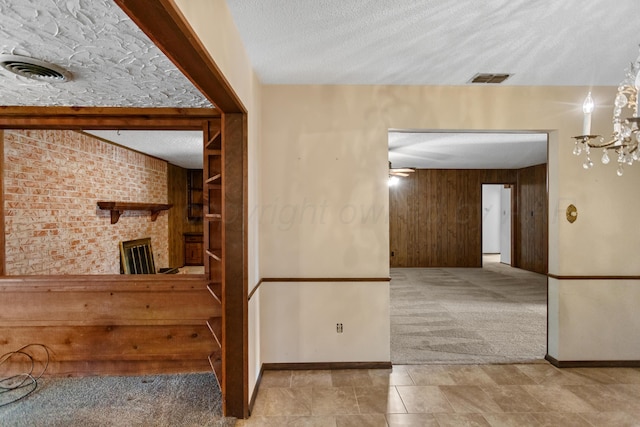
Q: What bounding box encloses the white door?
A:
[500,186,512,264]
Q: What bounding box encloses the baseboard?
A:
[546,354,640,368]
[262,361,392,371]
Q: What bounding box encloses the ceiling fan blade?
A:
[390,168,415,173]
[390,171,409,177]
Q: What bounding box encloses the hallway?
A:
[391,256,547,364]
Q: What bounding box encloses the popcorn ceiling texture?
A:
[4,130,169,275]
[0,0,212,107]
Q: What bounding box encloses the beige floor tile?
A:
[562,368,618,384]
[235,415,291,426]
[285,416,338,427]
[385,413,439,427]
[395,385,454,413]
[260,370,292,388]
[578,411,640,427]
[595,368,640,384]
[406,365,457,386]
[531,412,595,427]
[514,364,580,386]
[331,370,375,387]
[522,384,598,413]
[480,365,537,385]
[481,413,538,427]
[439,385,503,413]
[369,367,415,386]
[565,385,640,412]
[311,386,359,416]
[479,385,546,413]
[292,370,333,387]
[355,386,407,414]
[434,413,491,427]
[445,366,498,386]
[237,416,337,427]
[335,414,388,427]
[251,387,313,417]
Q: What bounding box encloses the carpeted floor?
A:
[0,373,236,427]
[391,255,547,365]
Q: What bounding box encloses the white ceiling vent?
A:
[0,54,72,82]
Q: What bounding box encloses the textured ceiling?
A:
[389,132,547,169]
[226,0,640,86]
[2,1,622,169]
[0,0,211,108]
[86,130,203,169]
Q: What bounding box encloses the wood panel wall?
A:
[390,169,517,268]
[514,163,548,274]
[0,275,216,376]
[389,166,549,274]
[167,164,203,268]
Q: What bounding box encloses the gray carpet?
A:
[0,373,236,427]
[391,256,547,364]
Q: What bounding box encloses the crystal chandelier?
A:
[572,47,640,176]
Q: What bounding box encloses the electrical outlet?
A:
[336,323,343,333]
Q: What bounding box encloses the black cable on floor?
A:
[0,344,50,407]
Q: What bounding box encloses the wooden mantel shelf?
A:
[97,202,172,224]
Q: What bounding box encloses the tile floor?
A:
[235,363,640,426]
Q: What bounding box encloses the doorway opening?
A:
[389,129,548,364]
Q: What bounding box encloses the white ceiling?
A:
[86,130,203,169]
[389,131,547,169]
[226,0,640,86]
[1,0,635,168]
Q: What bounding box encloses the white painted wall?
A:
[500,186,512,264]
[482,185,501,254]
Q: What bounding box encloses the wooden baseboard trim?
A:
[546,354,640,368]
[547,274,640,280]
[262,361,392,371]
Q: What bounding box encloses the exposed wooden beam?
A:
[114,0,246,114]
[0,106,218,130]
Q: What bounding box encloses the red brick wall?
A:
[3,130,169,275]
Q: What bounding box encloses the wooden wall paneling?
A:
[514,164,547,274]
[389,169,525,268]
[0,129,4,276]
[168,164,204,268]
[168,164,187,268]
[0,276,216,375]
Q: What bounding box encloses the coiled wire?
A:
[0,344,50,407]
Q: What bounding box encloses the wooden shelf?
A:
[208,350,223,390]
[207,282,222,303]
[97,202,172,224]
[207,317,222,348]
[206,249,222,261]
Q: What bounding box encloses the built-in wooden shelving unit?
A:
[203,121,224,397]
[97,201,172,224]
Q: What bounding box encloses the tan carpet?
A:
[391,256,547,364]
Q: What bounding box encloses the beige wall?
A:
[173,0,263,397]
[179,0,640,384]
[261,84,640,362]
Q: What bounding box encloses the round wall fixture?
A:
[0,54,72,82]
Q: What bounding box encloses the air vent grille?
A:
[0,54,71,82]
[469,73,511,84]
